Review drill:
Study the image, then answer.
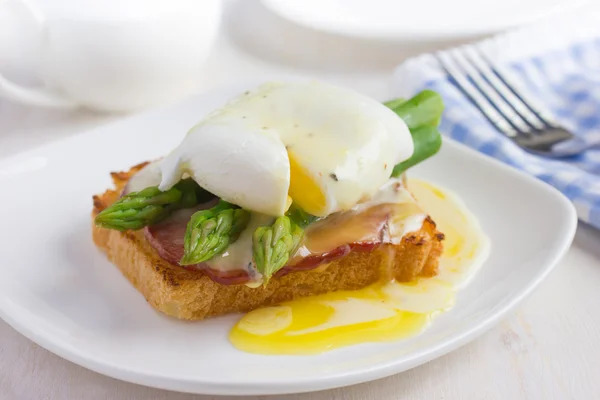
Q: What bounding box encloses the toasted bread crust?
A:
[92,165,444,320]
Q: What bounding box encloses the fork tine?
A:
[437,51,519,138]
[476,49,559,129]
[464,46,546,131]
[451,49,534,134]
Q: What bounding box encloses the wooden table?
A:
[2,1,599,398]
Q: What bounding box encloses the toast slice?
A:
[92,164,444,320]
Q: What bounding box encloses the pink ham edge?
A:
[144,206,391,286]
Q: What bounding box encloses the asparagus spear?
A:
[391,125,442,177]
[383,97,406,111]
[384,90,444,177]
[285,203,319,229]
[95,178,211,231]
[386,90,444,130]
[252,215,304,282]
[180,200,251,265]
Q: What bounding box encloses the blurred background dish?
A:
[0,0,222,112]
[261,0,591,41]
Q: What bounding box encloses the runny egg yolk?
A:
[287,151,327,216]
[229,284,440,355]
[229,179,490,355]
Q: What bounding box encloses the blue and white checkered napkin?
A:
[392,7,600,230]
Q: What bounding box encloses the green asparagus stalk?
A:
[252,215,304,282]
[391,125,442,177]
[180,200,251,265]
[386,90,444,130]
[384,90,444,177]
[285,203,319,229]
[383,97,406,111]
[95,179,211,231]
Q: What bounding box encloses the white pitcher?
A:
[0,0,222,112]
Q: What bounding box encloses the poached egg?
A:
[156,81,413,216]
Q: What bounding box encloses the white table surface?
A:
[2,1,600,399]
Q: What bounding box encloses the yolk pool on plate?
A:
[229,179,490,355]
[230,284,445,355]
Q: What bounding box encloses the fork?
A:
[437,46,587,157]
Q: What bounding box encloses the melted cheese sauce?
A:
[229,179,490,355]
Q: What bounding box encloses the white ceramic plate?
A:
[261,0,591,41]
[0,82,576,395]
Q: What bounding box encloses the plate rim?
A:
[259,0,590,41]
[0,127,577,395]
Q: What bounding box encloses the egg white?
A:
[154,80,413,216]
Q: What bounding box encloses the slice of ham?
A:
[144,202,394,285]
[282,242,380,274]
[144,208,195,266]
[144,202,254,285]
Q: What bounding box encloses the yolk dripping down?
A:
[229,179,490,355]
